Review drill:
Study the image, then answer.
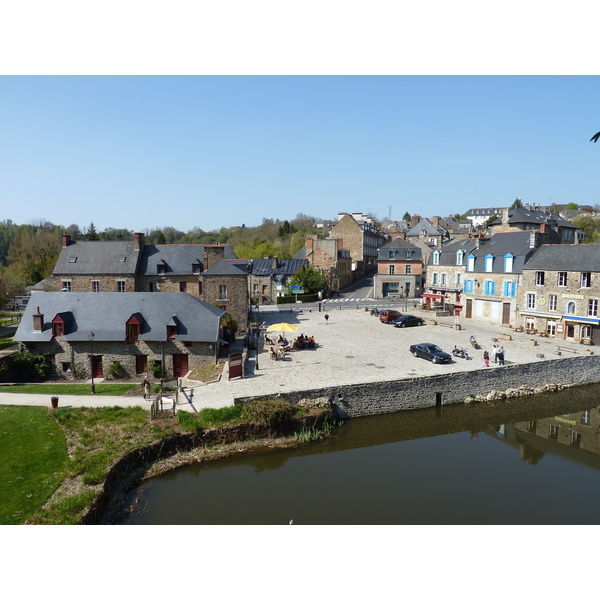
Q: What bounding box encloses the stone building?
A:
[405,217,449,248]
[328,212,387,277]
[296,237,352,292]
[14,292,224,380]
[423,237,484,314]
[489,206,578,243]
[52,233,142,293]
[519,244,600,344]
[373,237,424,299]
[200,260,251,334]
[249,258,309,304]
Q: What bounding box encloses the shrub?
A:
[108,361,124,379]
[240,399,295,428]
[1,351,51,382]
[148,360,164,379]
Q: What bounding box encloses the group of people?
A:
[267,333,317,361]
[482,344,506,367]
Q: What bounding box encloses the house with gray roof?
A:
[490,207,579,244]
[520,245,600,343]
[373,237,424,299]
[405,218,448,248]
[249,258,309,304]
[14,292,225,380]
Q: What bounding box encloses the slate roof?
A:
[377,237,423,261]
[251,259,308,277]
[489,207,577,229]
[14,292,224,343]
[466,231,537,274]
[53,241,139,276]
[522,244,600,272]
[202,260,250,276]
[406,218,446,237]
[428,237,484,266]
[137,244,237,276]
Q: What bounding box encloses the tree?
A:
[402,212,411,221]
[289,265,327,295]
[564,202,579,210]
[510,198,523,209]
[156,231,167,244]
[85,222,99,241]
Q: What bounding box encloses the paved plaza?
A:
[0,304,586,412]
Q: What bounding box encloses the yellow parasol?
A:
[267,322,299,333]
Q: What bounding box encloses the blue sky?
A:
[1,75,599,233]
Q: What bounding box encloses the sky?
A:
[2,75,599,234]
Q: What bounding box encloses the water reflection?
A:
[120,384,600,525]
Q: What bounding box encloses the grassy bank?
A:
[0,406,69,524]
[2,400,333,525]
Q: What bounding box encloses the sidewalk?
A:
[0,305,586,412]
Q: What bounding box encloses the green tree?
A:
[402,212,411,221]
[510,198,523,209]
[564,202,579,210]
[289,265,327,295]
[156,231,167,244]
[85,222,99,241]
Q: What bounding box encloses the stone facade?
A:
[235,355,600,420]
[52,275,137,293]
[46,338,216,380]
[520,265,600,343]
[305,238,353,291]
[202,273,249,334]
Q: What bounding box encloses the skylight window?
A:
[118,257,126,262]
[69,257,77,263]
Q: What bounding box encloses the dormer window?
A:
[192,260,202,274]
[167,325,177,339]
[456,250,464,266]
[484,254,494,272]
[52,320,64,338]
[504,253,514,273]
[467,254,475,272]
[157,260,167,275]
[432,250,440,265]
[126,315,141,343]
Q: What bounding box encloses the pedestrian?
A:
[491,344,499,363]
[324,313,329,325]
[497,346,505,366]
[482,350,490,367]
[143,377,151,400]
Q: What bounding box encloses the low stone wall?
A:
[234,355,600,420]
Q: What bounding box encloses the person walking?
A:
[324,313,329,325]
[482,350,490,367]
[143,377,151,400]
[491,344,499,363]
[497,346,505,366]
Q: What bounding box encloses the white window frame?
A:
[549,294,557,311]
[526,293,536,309]
[558,271,568,287]
[588,299,598,317]
[535,271,545,286]
[581,272,592,288]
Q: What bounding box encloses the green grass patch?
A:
[188,363,223,383]
[0,338,16,351]
[0,405,69,525]
[0,383,138,395]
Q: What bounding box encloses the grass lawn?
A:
[0,383,138,395]
[0,405,68,525]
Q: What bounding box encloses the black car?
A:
[409,343,451,364]
[393,315,424,328]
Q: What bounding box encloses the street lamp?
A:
[255,304,260,370]
[88,331,96,394]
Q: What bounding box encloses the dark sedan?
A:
[409,343,451,364]
[393,315,424,328]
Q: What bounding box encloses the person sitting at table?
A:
[282,338,291,349]
[265,335,275,345]
[297,335,305,350]
[307,335,315,348]
[277,346,286,360]
[270,347,278,360]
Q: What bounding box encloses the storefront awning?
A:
[562,316,600,325]
[421,293,444,299]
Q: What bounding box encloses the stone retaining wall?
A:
[234,355,600,419]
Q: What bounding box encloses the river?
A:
[119,383,600,524]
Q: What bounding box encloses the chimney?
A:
[502,208,509,224]
[432,216,440,229]
[134,232,145,251]
[529,231,538,248]
[62,233,71,247]
[33,307,44,331]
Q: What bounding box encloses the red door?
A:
[91,355,103,378]
[136,355,147,375]
[173,354,189,377]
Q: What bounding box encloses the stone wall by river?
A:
[235,355,600,419]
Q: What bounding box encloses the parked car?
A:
[379,310,402,324]
[393,315,424,328]
[409,343,451,364]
